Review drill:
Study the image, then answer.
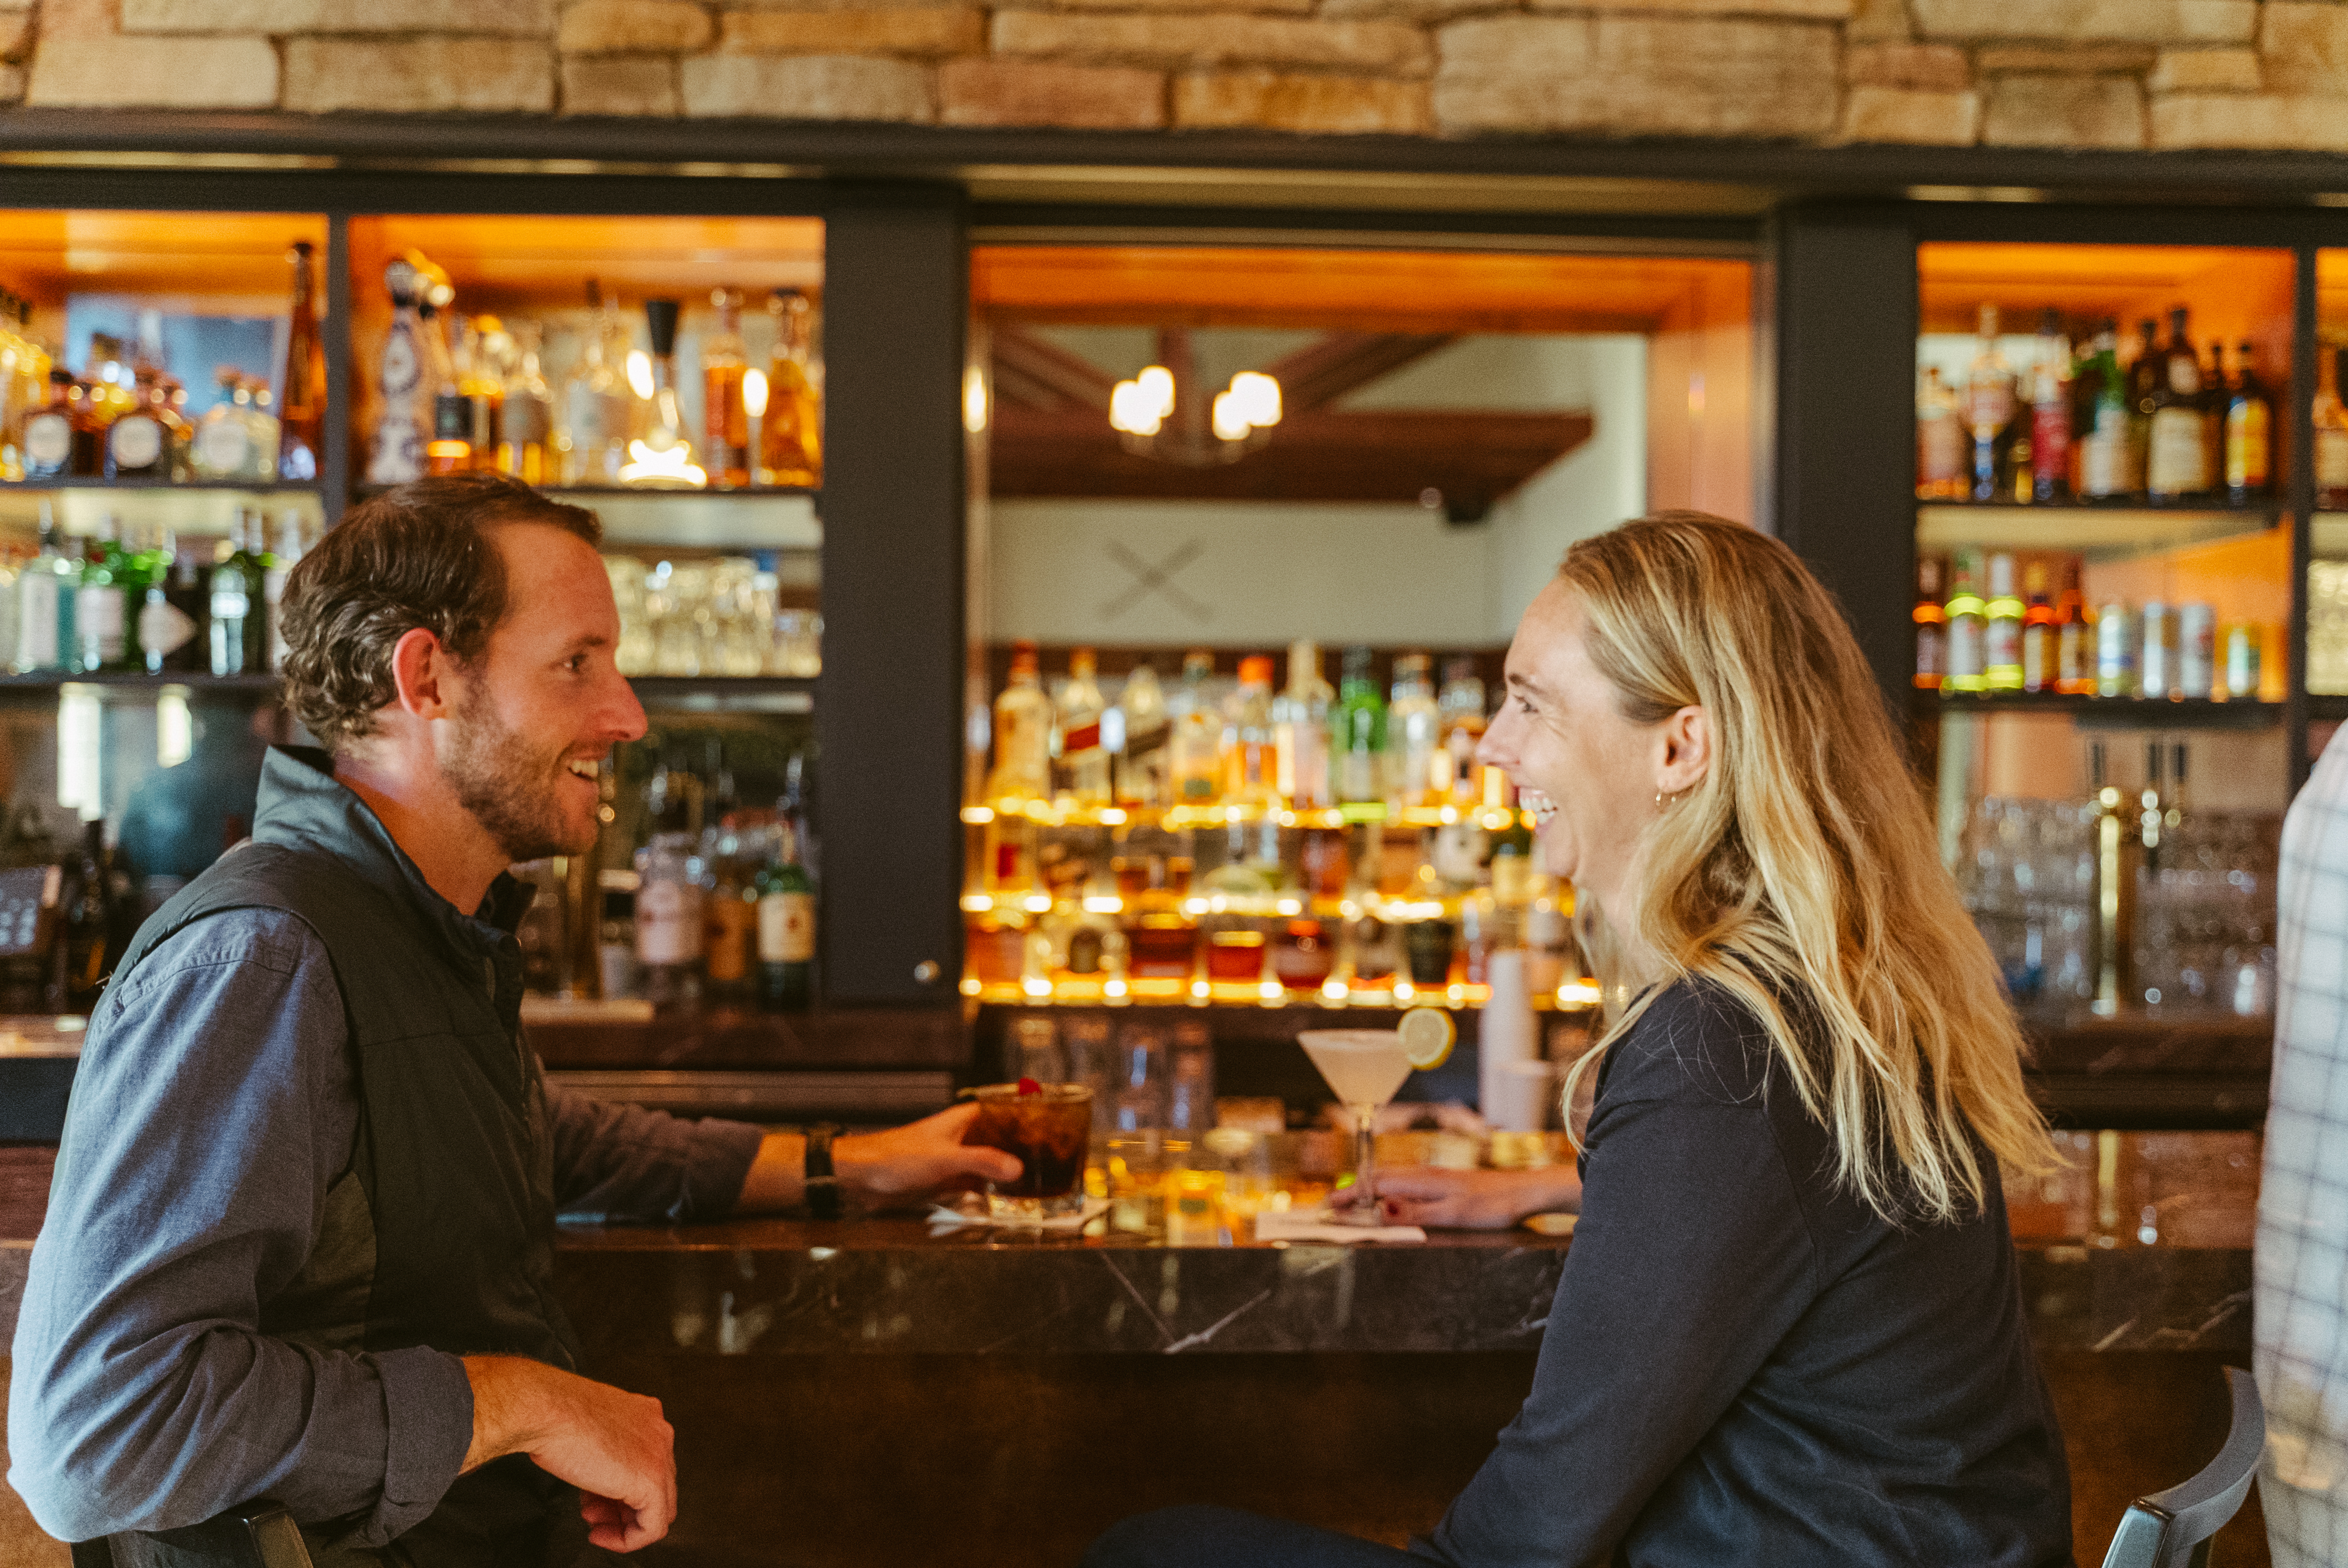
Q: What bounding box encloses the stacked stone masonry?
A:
[13,0,2348,147]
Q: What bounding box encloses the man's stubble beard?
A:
[442,684,593,864]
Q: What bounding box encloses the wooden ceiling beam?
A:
[990,324,1119,411]
[1260,332,1456,411]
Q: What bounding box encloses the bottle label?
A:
[109,415,163,471]
[1919,414,1964,487]
[76,587,125,662]
[1914,624,1945,683]
[705,895,754,983]
[1947,617,1984,682]
[1964,381,2015,435]
[2058,621,2088,689]
[194,418,251,476]
[2031,401,2070,487]
[2021,625,2052,692]
[2146,406,2210,495]
[14,573,58,668]
[138,596,197,659]
[635,879,704,964]
[1985,616,2021,677]
[2170,359,2202,396]
[758,891,816,963]
[23,413,70,470]
[2320,429,2348,491]
[1062,720,1102,755]
[2080,405,2132,497]
[380,325,420,399]
[2227,402,2271,488]
[2226,625,2262,698]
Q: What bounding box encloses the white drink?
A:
[1300,1030,1413,1111]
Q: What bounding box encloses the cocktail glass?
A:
[1298,1029,1417,1227]
[965,1082,1094,1223]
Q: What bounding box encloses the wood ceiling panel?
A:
[974,246,1750,334]
[0,210,327,303]
[347,214,824,313]
[1918,242,2295,341]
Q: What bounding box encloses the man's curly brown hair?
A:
[279,473,601,752]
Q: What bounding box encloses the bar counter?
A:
[0,1141,2271,1567]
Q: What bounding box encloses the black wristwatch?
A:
[804,1123,843,1220]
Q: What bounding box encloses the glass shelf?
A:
[1917,504,2278,559]
[0,478,324,493]
[960,800,1532,832]
[1924,692,2283,729]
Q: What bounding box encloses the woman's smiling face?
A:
[1476,580,1708,915]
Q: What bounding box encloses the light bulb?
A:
[625,349,654,401]
[1229,370,1281,427]
[1212,390,1251,442]
[743,368,769,419]
[1110,379,1162,437]
[1137,364,1175,417]
[962,364,988,434]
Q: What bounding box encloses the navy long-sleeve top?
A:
[1425,980,2073,1567]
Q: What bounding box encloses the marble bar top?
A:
[549,1214,2253,1361]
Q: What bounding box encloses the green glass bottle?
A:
[1332,646,1388,822]
[73,517,131,673]
[754,825,816,1012]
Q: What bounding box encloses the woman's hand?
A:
[1355,1165,1583,1230]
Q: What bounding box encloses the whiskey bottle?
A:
[1274,642,1333,809]
[208,512,256,677]
[141,535,207,675]
[277,241,325,482]
[702,287,751,489]
[498,322,553,484]
[2145,308,2211,503]
[2225,339,2273,505]
[1055,647,1111,807]
[192,370,266,481]
[988,641,1053,804]
[2020,562,2057,693]
[756,287,821,488]
[754,822,816,1013]
[2075,321,2133,501]
[1223,654,1278,809]
[2054,561,2093,695]
[1168,649,1223,806]
[1114,662,1170,809]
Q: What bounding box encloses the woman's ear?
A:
[1656,705,1709,796]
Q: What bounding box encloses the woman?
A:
[1085,513,2073,1567]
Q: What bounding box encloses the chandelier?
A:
[1106,333,1282,465]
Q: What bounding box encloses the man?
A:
[8,474,1018,1564]
[2261,728,2348,1566]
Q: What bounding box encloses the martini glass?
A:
[1299,1029,1417,1227]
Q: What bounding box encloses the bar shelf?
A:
[1917,503,2279,558]
[0,478,325,493]
[960,800,1533,833]
[1922,691,2283,728]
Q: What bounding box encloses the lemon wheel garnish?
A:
[1399,1006,1456,1070]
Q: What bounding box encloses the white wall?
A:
[987,333,1647,648]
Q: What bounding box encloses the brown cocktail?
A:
[964,1081,1094,1221]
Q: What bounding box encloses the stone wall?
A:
[4,0,2348,151]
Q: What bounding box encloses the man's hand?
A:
[1345,1165,1583,1230]
[462,1356,674,1552]
[836,1102,1023,1204]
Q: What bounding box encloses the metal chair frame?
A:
[2100,1368,2267,1568]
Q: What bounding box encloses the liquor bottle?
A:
[1114,662,1171,809]
[1055,647,1110,806]
[192,370,266,481]
[82,334,132,429]
[1168,649,1222,806]
[755,821,816,1012]
[1963,305,2017,504]
[1333,646,1389,818]
[634,831,706,1007]
[2318,345,2348,512]
[2145,308,2211,504]
[703,288,751,489]
[1916,367,1965,501]
[209,513,256,677]
[2054,561,2093,695]
[757,287,822,488]
[1984,553,2023,691]
[1388,652,1440,807]
[11,503,69,673]
[1222,654,1278,809]
[277,240,325,482]
[2074,320,2131,501]
[368,259,428,486]
[1913,555,1947,690]
[497,323,553,485]
[455,316,507,470]
[987,641,1052,803]
[74,517,130,674]
[262,510,303,672]
[2225,339,2274,506]
[102,367,173,481]
[698,817,756,1003]
[2202,341,2229,497]
[20,369,76,480]
[2028,309,2072,504]
[560,281,632,486]
[1944,549,1986,694]
[1435,656,1486,803]
[622,300,706,488]
[2020,561,2056,694]
[142,536,207,675]
[1275,641,1335,811]
[2141,601,2178,699]
[2128,317,2164,496]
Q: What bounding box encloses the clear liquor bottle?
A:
[622,299,706,488]
[1168,649,1222,806]
[1114,662,1170,808]
[1963,304,2017,504]
[20,369,77,480]
[11,503,69,673]
[1435,656,1486,804]
[102,365,175,481]
[757,287,822,488]
[1916,366,1965,501]
[456,316,507,470]
[1222,654,1278,809]
[1912,555,1946,690]
[634,831,707,1007]
[1055,647,1110,807]
[498,323,553,485]
[560,280,632,486]
[277,240,325,481]
[703,288,751,490]
[1273,639,1333,811]
[987,640,1053,804]
[192,370,273,482]
[1388,652,1440,807]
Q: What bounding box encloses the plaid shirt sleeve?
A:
[2259,729,2348,1568]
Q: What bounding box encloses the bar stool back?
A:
[70,1500,315,1568]
[2099,1368,2265,1568]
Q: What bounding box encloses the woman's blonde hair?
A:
[1557,511,2057,1225]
